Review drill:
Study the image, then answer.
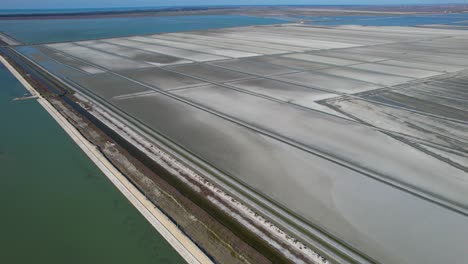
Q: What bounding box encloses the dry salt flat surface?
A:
[18,24,468,264]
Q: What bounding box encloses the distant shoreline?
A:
[0,6,226,18]
[0,6,233,20]
[1,4,467,20]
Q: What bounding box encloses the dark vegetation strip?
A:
[0,7,234,19]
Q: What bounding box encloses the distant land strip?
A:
[2,5,468,20]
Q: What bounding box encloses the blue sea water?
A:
[305,13,468,27]
[0,15,286,44]
[1,11,467,46]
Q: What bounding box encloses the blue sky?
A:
[1,0,466,10]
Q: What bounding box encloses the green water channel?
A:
[0,64,185,263]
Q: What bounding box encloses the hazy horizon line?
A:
[3,3,468,11]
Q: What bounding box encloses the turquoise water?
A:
[0,15,286,44]
[0,60,185,263]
